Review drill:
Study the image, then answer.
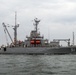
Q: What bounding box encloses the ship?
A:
[0,13,76,55]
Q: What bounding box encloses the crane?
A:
[2,12,19,47]
[2,22,13,45]
[53,39,70,46]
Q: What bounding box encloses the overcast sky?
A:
[0,0,76,46]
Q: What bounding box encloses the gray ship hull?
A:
[0,46,76,55]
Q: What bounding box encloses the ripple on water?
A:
[0,55,76,75]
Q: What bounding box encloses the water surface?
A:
[0,55,76,75]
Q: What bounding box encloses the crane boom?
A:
[53,39,70,42]
[2,22,13,43]
[53,39,70,46]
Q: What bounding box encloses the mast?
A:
[72,32,75,46]
[13,12,19,46]
[34,18,40,32]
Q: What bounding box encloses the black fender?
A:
[4,47,6,51]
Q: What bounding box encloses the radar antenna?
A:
[34,18,40,32]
